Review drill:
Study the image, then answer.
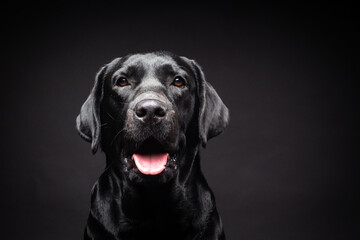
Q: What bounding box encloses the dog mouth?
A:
[130,137,176,175]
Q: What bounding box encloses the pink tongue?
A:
[132,153,168,175]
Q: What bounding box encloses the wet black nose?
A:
[135,99,167,123]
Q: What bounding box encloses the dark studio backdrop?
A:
[1,1,358,239]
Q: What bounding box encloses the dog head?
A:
[76,51,229,183]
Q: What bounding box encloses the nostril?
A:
[155,107,166,117]
[135,107,147,118]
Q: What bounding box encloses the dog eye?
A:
[172,76,186,88]
[115,77,129,87]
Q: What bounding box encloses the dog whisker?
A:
[111,127,126,146]
[106,111,115,120]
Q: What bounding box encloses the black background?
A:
[1,1,358,239]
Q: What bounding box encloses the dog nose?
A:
[135,99,167,123]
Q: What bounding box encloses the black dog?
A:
[76,51,229,240]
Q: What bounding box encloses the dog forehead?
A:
[122,53,181,73]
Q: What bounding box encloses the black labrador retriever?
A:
[76,51,229,240]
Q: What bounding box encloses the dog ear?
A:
[190,60,230,147]
[76,65,107,154]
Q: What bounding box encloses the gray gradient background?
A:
[1,1,358,239]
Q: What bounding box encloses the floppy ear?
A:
[76,65,107,154]
[191,60,230,147]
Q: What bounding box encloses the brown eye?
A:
[116,77,129,87]
[173,76,186,88]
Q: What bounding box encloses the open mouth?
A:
[131,138,174,175]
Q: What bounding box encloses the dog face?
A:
[77,52,229,184]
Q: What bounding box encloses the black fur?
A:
[76,51,229,240]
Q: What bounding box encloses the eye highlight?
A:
[172,76,186,88]
[115,77,129,87]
